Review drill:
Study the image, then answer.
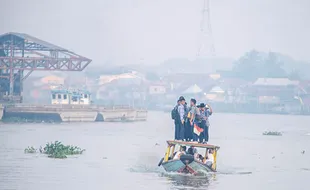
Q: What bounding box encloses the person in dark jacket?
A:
[172,99,181,140]
[177,96,187,141]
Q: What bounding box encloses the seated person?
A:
[187,147,194,155]
[204,149,214,167]
[198,154,204,162]
[173,146,187,160]
[193,147,200,159]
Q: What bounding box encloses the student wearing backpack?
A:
[171,99,181,140]
[171,96,187,140]
[177,96,187,141]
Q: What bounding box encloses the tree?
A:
[288,69,301,80]
[263,52,287,78]
[233,50,287,80]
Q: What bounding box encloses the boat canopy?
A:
[166,140,220,149]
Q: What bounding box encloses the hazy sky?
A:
[1,0,310,65]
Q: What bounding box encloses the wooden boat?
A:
[158,140,220,175]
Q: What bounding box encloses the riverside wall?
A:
[2,104,147,122]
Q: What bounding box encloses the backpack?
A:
[171,106,179,120]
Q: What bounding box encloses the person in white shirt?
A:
[204,149,214,167]
[173,146,187,160]
[192,147,200,160]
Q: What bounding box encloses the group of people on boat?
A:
[171,96,213,144]
[171,145,215,167]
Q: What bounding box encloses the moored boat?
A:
[158,140,220,175]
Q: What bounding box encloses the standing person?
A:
[184,101,191,141]
[197,103,206,143]
[171,99,181,140]
[187,98,199,141]
[177,96,187,141]
[193,103,204,143]
[202,104,213,143]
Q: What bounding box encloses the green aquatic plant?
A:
[24,146,37,153]
[263,131,282,136]
[42,141,85,159]
[24,141,85,159]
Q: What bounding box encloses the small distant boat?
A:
[158,140,220,175]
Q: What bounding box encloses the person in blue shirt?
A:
[187,98,200,142]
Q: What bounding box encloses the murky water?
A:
[0,112,310,190]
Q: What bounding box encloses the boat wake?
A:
[129,163,252,190]
[129,163,252,176]
[217,171,253,175]
[216,166,253,175]
[128,164,162,174]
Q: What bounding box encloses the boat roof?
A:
[167,140,220,149]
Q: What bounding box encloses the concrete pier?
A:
[3,104,147,122]
[99,108,148,122]
[0,104,3,120]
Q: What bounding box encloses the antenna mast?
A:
[196,0,215,58]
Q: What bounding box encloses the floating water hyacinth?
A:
[43,141,85,159]
[25,141,85,159]
[24,146,37,153]
[263,131,282,136]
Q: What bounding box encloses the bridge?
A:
[0,32,92,103]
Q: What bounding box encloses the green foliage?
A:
[24,141,85,159]
[42,141,85,159]
[263,131,282,136]
[24,146,37,153]
[233,50,287,80]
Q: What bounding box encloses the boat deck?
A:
[167,140,220,149]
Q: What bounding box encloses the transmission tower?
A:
[196,0,215,58]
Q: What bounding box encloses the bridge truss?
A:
[0,32,92,103]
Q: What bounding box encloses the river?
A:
[0,112,310,190]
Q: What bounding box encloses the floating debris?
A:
[301,168,310,171]
[262,131,282,136]
[24,146,37,153]
[301,150,305,154]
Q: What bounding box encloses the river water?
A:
[0,112,310,190]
